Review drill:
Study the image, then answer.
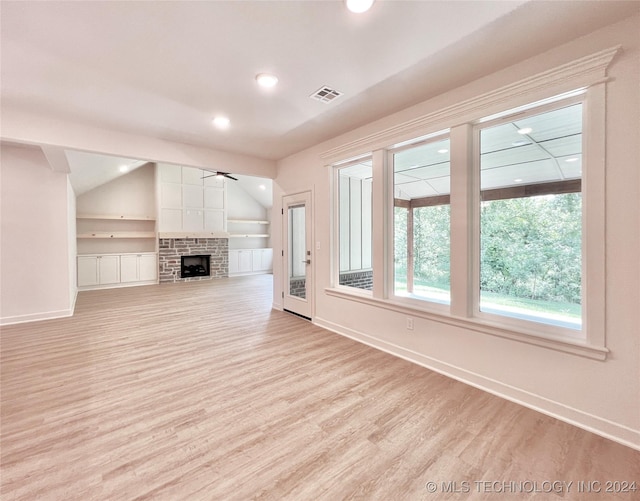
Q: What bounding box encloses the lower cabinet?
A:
[78,253,157,289]
[229,248,273,276]
[121,254,158,283]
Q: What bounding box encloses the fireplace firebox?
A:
[181,255,211,278]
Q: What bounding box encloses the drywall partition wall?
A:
[67,178,77,312]
[0,143,73,324]
[273,14,640,449]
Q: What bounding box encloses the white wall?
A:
[1,143,74,324]
[273,15,640,449]
[76,163,156,216]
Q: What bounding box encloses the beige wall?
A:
[273,15,640,448]
[1,143,74,324]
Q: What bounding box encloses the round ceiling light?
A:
[346,0,374,13]
[517,127,533,135]
[212,116,230,129]
[256,73,278,88]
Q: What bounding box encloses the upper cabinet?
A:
[158,164,227,235]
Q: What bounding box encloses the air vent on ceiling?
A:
[310,86,343,103]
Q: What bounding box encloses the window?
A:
[392,137,451,304]
[326,47,612,358]
[337,158,373,291]
[477,102,583,329]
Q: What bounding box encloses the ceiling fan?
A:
[201,171,238,181]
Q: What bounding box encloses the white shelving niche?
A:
[76,213,158,289]
[227,219,272,276]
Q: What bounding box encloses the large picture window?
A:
[478,102,583,329]
[392,137,451,304]
[328,59,609,358]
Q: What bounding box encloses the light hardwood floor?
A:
[1,275,639,500]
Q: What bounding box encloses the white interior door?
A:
[283,192,312,319]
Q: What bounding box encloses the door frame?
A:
[282,190,313,320]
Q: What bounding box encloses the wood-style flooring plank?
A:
[1,275,639,500]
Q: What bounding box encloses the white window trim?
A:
[387,133,452,313]
[331,156,374,294]
[324,47,617,360]
[471,95,588,340]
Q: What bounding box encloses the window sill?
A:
[324,287,608,361]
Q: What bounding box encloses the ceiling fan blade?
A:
[201,171,237,180]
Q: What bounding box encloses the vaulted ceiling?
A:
[3,1,638,163]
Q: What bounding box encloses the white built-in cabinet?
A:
[77,255,120,287]
[77,253,157,289]
[229,248,273,276]
[120,254,158,283]
[159,165,226,234]
[76,213,158,289]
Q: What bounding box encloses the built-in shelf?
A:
[77,232,157,239]
[158,231,230,239]
[77,214,156,221]
[227,219,269,225]
[229,234,270,238]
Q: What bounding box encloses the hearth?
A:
[181,255,210,278]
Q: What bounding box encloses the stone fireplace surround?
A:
[158,238,228,283]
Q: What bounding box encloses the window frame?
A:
[324,47,615,360]
[470,95,586,339]
[331,155,374,294]
[387,133,452,313]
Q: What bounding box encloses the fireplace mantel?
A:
[158,231,230,239]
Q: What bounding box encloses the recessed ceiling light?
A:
[346,0,374,13]
[512,140,528,146]
[256,73,278,88]
[517,127,533,135]
[514,178,523,183]
[437,148,449,154]
[565,157,579,162]
[212,116,230,129]
[119,165,129,173]
[259,184,266,190]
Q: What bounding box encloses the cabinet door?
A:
[77,256,99,286]
[238,250,252,272]
[120,255,139,283]
[228,250,239,274]
[261,248,273,271]
[252,250,262,271]
[98,255,120,285]
[139,254,158,281]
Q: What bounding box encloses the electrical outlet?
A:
[406,317,414,330]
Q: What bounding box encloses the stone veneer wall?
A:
[159,238,228,283]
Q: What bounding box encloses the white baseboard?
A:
[272,301,283,311]
[1,307,75,326]
[314,316,640,452]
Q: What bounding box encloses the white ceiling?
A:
[1,1,638,198]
